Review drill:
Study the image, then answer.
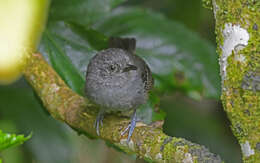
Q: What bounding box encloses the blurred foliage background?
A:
[0,0,242,162]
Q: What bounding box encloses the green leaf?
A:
[66,22,109,50]
[49,0,126,25]
[44,6,221,98]
[40,21,165,123]
[41,29,86,96]
[40,4,220,123]
[94,7,221,98]
[0,130,31,151]
[110,0,126,8]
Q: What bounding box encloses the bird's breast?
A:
[86,74,146,113]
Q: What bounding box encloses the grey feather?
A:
[85,37,153,139]
[85,48,152,113]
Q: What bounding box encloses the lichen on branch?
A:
[211,0,260,162]
[23,53,222,162]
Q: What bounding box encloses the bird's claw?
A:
[121,109,137,143]
[121,123,131,136]
[94,110,104,136]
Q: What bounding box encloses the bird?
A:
[85,37,153,142]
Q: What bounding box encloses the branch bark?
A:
[23,53,222,163]
[211,0,260,162]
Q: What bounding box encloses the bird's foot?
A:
[121,109,137,143]
[94,110,104,136]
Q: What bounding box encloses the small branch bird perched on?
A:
[85,37,153,142]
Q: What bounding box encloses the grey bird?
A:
[85,37,153,142]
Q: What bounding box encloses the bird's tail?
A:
[108,37,136,53]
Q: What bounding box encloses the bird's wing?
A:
[143,63,154,91]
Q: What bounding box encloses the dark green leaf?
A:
[110,0,126,8]
[43,7,221,98]
[40,21,165,123]
[0,130,31,151]
[49,0,126,25]
[41,29,86,96]
[40,5,220,123]
[66,22,109,50]
[94,7,221,98]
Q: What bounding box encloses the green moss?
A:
[202,0,213,10]
[162,137,180,161]
[214,0,260,161]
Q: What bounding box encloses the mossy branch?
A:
[211,0,260,162]
[23,53,222,162]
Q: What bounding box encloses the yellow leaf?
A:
[0,0,49,84]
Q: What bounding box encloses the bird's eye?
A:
[109,64,118,72]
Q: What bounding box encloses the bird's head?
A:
[86,48,138,88]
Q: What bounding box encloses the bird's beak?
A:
[123,64,137,72]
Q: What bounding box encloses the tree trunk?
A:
[211,0,260,162]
